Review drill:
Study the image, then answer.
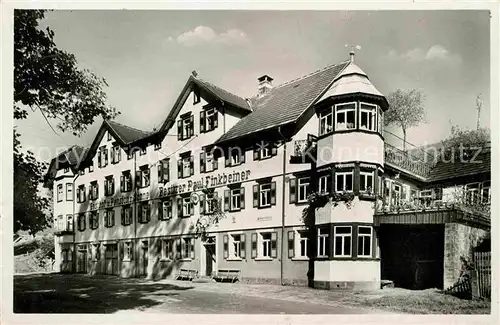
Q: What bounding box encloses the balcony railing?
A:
[375,192,490,227]
[290,139,316,163]
[384,143,435,178]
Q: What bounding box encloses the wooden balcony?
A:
[290,139,316,164]
[384,143,435,179]
[374,196,490,229]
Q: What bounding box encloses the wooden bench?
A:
[175,268,199,281]
[213,269,241,283]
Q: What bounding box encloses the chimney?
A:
[349,50,355,63]
[257,75,274,97]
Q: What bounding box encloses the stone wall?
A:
[443,223,487,288]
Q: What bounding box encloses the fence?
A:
[473,251,491,299]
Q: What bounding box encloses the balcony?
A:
[290,139,316,164]
[384,143,435,179]
[374,194,490,229]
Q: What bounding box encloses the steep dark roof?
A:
[427,148,491,183]
[43,145,87,188]
[106,120,151,144]
[216,61,350,143]
[196,78,251,112]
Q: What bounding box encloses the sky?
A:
[14,10,491,162]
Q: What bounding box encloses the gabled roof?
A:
[158,75,251,134]
[196,78,251,112]
[78,119,150,168]
[43,145,86,188]
[216,61,350,144]
[427,147,491,183]
[106,120,151,144]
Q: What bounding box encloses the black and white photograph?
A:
[2,1,498,323]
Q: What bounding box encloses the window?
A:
[200,150,217,173]
[140,147,146,156]
[120,171,132,192]
[104,209,115,228]
[137,165,150,188]
[392,183,402,205]
[359,171,374,193]
[154,143,162,151]
[158,159,170,183]
[107,132,112,141]
[335,103,356,130]
[66,214,73,232]
[357,226,372,257]
[89,211,99,230]
[193,88,200,104]
[178,154,194,179]
[123,242,133,261]
[111,146,121,164]
[57,184,63,202]
[162,239,174,260]
[318,175,330,194]
[77,214,86,231]
[319,108,334,135]
[203,192,218,214]
[79,169,85,176]
[127,150,134,160]
[121,205,133,226]
[98,146,108,168]
[335,171,353,192]
[261,233,272,258]
[159,199,172,221]
[334,226,352,257]
[77,185,86,203]
[378,108,384,133]
[200,107,218,132]
[298,231,308,258]
[317,228,329,257]
[139,202,150,223]
[89,164,94,173]
[297,177,310,203]
[466,183,480,204]
[90,181,98,200]
[177,197,193,218]
[253,142,277,160]
[104,176,115,196]
[481,181,491,204]
[181,237,195,259]
[232,234,242,258]
[360,103,377,131]
[64,167,70,173]
[227,148,245,167]
[178,114,194,140]
[253,182,276,208]
[225,187,245,211]
[259,184,271,207]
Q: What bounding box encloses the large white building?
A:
[44,52,490,290]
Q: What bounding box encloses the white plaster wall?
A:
[317,132,384,167]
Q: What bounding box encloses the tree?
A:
[13,10,120,234]
[14,129,51,234]
[14,9,119,135]
[385,89,426,151]
[441,125,490,150]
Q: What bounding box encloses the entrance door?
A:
[141,241,148,277]
[104,244,118,275]
[205,244,215,276]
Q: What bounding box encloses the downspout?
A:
[133,149,138,277]
[278,126,287,286]
[73,172,79,273]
